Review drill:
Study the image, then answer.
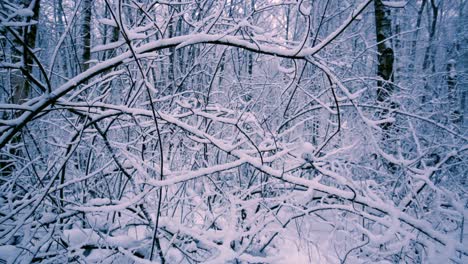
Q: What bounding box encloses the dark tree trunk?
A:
[11,0,40,104]
[422,0,438,73]
[1,0,40,177]
[409,0,427,72]
[374,0,394,104]
[80,0,92,72]
[446,60,460,124]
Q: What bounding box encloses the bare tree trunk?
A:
[80,0,92,72]
[168,18,176,94]
[374,0,394,104]
[446,60,460,124]
[55,0,69,78]
[11,0,40,104]
[409,0,427,72]
[247,0,255,77]
[1,0,41,177]
[422,0,438,73]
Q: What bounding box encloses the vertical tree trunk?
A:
[420,0,438,104]
[104,3,119,61]
[374,0,394,104]
[56,0,69,78]
[374,0,397,174]
[168,16,176,94]
[446,60,460,124]
[422,0,438,73]
[409,0,427,72]
[80,0,92,72]
[1,0,40,177]
[12,0,40,104]
[247,0,255,77]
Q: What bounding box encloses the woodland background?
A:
[0,0,467,263]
